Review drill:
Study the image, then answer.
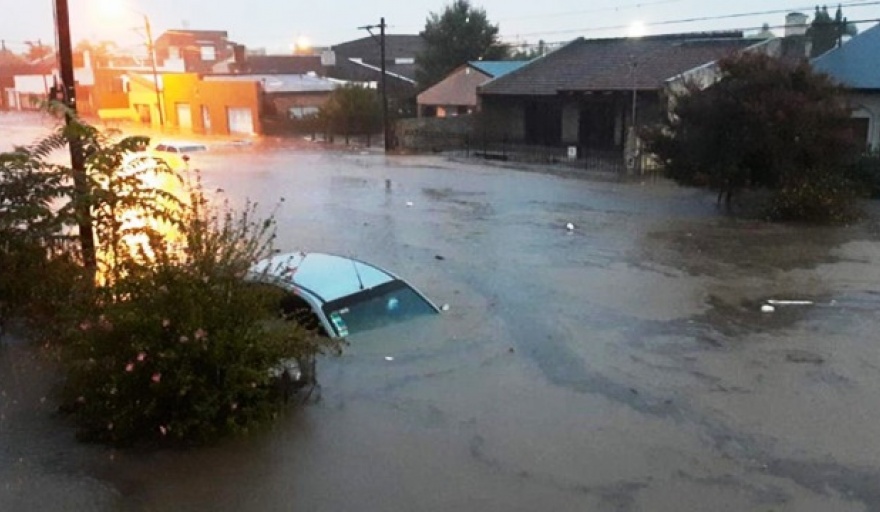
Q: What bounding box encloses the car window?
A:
[154,144,168,152]
[322,280,437,337]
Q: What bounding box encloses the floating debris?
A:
[384,356,395,362]
[767,299,814,306]
[566,222,575,231]
[441,304,450,312]
[761,305,776,313]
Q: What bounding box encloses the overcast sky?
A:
[3,0,879,55]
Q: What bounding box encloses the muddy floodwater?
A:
[3,112,880,511]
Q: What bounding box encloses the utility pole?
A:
[359,18,390,152]
[54,0,96,269]
[143,15,164,127]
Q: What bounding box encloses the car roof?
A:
[249,252,396,303]
[153,141,207,151]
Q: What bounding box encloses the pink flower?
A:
[194,328,207,341]
[151,373,161,384]
[158,425,167,436]
[230,402,238,411]
[79,321,92,331]
[125,363,134,372]
[136,352,147,362]
[162,318,171,328]
[107,422,114,431]
[179,335,189,343]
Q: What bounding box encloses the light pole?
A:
[53,0,97,268]
[358,18,389,152]
[142,14,164,128]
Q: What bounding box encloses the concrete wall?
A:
[477,95,526,141]
[396,115,474,150]
[561,101,579,145]
[163,74,261,135]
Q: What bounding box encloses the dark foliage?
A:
[416,0,507,89]
[643,52,862,222]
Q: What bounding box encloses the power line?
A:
[499,17,880,49]
[496,0,687,23]
[504,0,880,39]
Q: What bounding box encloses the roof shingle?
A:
[481,32,758,96]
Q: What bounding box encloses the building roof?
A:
[481,32,758,95]
[812,23,880,90]
[417,65,491,107]
[469,60,528,78]
[331,35,424,60]
[240,55,323,75]
[204,74,337,93]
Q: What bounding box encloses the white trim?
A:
[347,58,416,84]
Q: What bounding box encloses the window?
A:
[200,46,216,61]
[288,106,320,119]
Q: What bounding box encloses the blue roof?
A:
[468,60,529,78]
[813,23,880,89]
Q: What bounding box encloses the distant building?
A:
[417,61,528,118]
[813,23,880,153]
[155,30,234,74]
[325,35,424,115]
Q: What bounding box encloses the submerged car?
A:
[148,141,207,171]
[247,252,440,339]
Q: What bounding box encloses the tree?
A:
[416,0,507,89]
[75,40,118,68]
[24,40,52,61]
[509,40,547,60]
[808,4,858,57]
[319,84,383,145]
[643,52,861,221]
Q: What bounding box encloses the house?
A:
[478,32,763,155]
[326,35,424,114]
[812,23,880,153]
[219,54,325,75]
[417,60,528,118]
[161,73,261,135]
[204,73,337,135]
[155,30,234,74]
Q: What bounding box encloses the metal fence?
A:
[405,133,634,174]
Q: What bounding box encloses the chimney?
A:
[784,12,808,38]
[781,12,811,60]
[233,44,247,73]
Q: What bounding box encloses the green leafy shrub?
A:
[2,110,338,446]
[850,153,880,198]
[61,174,339,446]
[766,168,861,223]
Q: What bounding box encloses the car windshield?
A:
[321,280,437,337]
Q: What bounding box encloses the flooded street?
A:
[3,112,880,511]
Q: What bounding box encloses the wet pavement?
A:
[3,111,880,511]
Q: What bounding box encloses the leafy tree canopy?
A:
[643,52,861,221]
[416,0,507,89]
[808,4,858,57]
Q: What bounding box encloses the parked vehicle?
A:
[248,251,440,338]
[248,252,440,394]
[149,141,208,170]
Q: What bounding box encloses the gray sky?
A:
[3,0,879,55]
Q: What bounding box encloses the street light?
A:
[358,18,390,152]
[97,0,164,127]
[142,14,164,128]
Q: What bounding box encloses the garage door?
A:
[227,107,254,135]
[176,103,193,130]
